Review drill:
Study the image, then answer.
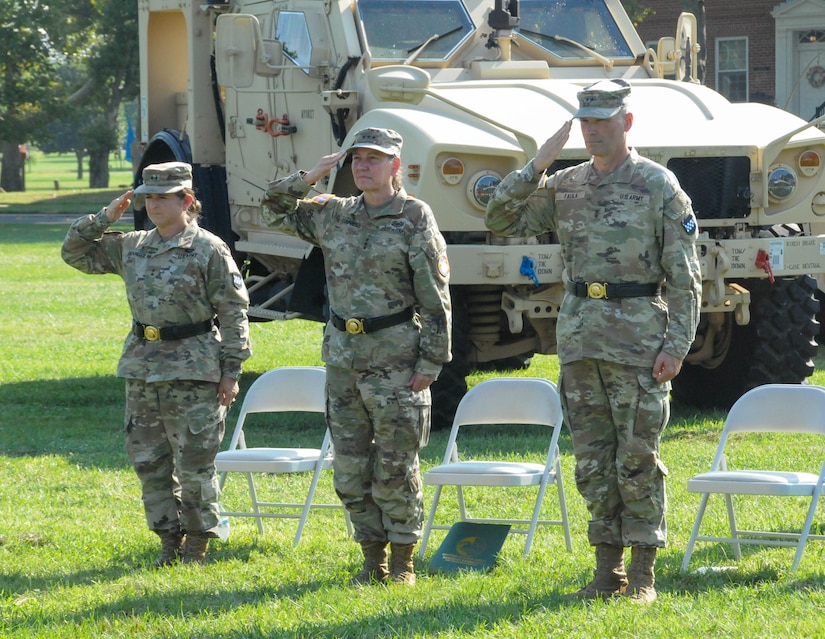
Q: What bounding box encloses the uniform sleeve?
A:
[205,240,252,377]
[409,205,452,378]
[660,182,702,361]
[61,209,125,276]
[260,171,325,245]
[485,160,557,237]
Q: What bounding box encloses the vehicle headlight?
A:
[466,170,501,210]
[767,165,797,201]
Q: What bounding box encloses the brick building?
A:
[635,0,825,121]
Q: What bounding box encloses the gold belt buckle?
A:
[587,282,607,299]
[345,318,365,335]
[143,325,161,341]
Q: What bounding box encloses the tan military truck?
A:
[137,0,824,424]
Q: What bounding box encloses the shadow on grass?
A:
[0,373,264,469]
[6,529,825,638]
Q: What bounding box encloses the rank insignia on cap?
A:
[683,214,697,235]
[437,253,450,278]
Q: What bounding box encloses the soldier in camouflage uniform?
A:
[260,128,452,586]
[486,80,701,604]
[62,162,251,567]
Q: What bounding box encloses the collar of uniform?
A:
[148,218,200,249]
[584,147,639,185]
[358,188,408,219]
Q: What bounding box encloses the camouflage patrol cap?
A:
[347,128,403,156]
[574,79,631,119]
[133,161,193,207]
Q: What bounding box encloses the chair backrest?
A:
[711,384,825,471]
[225,366,326,451]
[239,366,326,415]
[453,377,561,427]
[722,384,825,436]
[444,377,562,464]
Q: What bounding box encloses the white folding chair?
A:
[680,383,825,574]
[216,366,351,545]
[419,377,572,559]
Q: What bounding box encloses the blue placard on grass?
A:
[427,522,511,575]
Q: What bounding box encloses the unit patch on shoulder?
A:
[232,272,244,290]
[682,213,697,235]
[310,193,333,205]
[437,253,451,278]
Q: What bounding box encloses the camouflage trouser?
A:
[558,358,670,548]
[325,364,431,545]
[124,379,225,535]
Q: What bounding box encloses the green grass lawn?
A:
[2,222,825,638]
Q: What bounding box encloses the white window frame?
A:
[716,36,749,102]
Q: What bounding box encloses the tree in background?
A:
[69,0,139,188]
[35,65,92,181]
[621,0,654,27]
[1,0,138,191]
[0,0,92,191]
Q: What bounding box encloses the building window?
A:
[716,37,748,102]
[798,30,825,44]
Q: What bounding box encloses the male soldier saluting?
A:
[486,79,701,603]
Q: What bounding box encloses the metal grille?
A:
[667,156,751,220]
[548,156,752,220]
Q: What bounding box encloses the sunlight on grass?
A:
[2,225,825,638]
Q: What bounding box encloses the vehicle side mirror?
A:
[257,39,284,77]
[215,14,283,89]
[655,36,679,79]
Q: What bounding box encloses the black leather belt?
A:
[133,317,216,341]
[330,307,414,335]
[565,279,661,300]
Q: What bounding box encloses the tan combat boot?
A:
[389,542,416,586]
[624,546,658,604]
[181,532,210,565]
[153,530,185,568]
[567,543,628,599]
[350,540,389,585]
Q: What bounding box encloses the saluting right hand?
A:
[105,190,134,222]
[302,150,347,185]
[533,120,573,174]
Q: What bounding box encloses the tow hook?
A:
[252,109,297,137]
[755,249,775,283]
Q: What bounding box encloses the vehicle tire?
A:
[671,275,819,409]
[430,287,472,430]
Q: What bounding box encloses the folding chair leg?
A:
[792,483,825,572]
[456,485,467,521]
[245,472,264,534]
[293,462,327,546]
[524,479,550,557]
[419,485,443,559]
[724,494,741,560]
[343,509,353,538]
[555,460,572,552]
[680,493,710,573]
